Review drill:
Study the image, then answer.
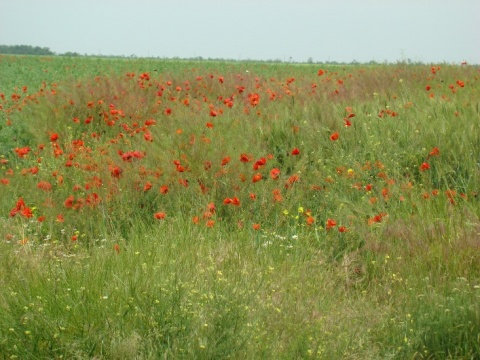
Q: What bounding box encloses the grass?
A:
[0,54,479,359]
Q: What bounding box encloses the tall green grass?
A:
[0,55,479,358]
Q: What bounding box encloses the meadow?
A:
[0,54,479,359]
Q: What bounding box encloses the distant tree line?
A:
[0,44,433,65]
[0,45,55,55]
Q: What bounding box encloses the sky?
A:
[1,0,479,64]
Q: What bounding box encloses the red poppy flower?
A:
[326,218,337,230]
[159,185,169,194]
[64,195,75,209]
[428,147,440,157]
[239,153,252,163]
[21,207,33,218]
[154,212,166,220]
[37,181,52,191]
[306,216,315,226]
[50,133,59,142]
[253,157,266,170]
[367,213,387,225]
[286,174,299,186]
[110,165,123,178]
[381,188,389,200]
[140,72,150,81]
[85,193,101,207]
[206,202,216,214]
[248,93,260,107]
[272,189,283,202]
[291,147,300,156]
[15,147,30,158]
[143,181,153,192]
[144,131,153,142]
[252,223,261,230]
[420,162,430,171]
[9,198,27,218]
[270,168,281,180]
[252,173,262,183]
[52,143,64,157]
[206,220,215,228]
[223,196,240,206]
[330,132,339,141]
[445,189,456,204]
[221,156,231,166]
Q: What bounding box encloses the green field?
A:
[1,54,479,359]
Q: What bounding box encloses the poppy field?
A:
[0,55,479,358]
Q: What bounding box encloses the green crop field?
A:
[0,54,479,359]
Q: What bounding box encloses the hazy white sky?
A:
[1,0,479,63]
